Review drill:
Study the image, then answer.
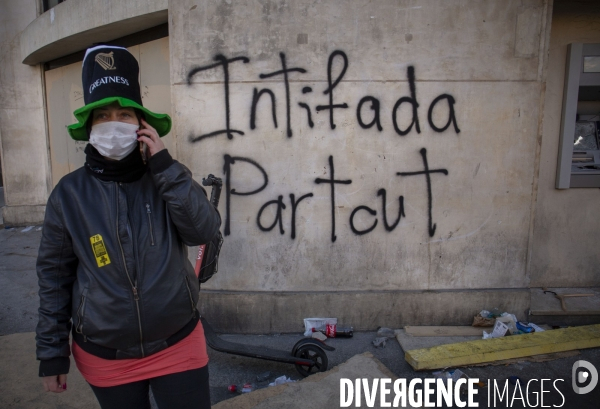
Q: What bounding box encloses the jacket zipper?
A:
[184,276,197,317]
[145,203,155,246]
[116,182,145,357]
[75,294,87,342]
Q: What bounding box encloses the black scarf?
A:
[84,143,147,182]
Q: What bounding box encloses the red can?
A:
[228,383,254,393]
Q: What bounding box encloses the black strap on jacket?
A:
[72,313,199,360]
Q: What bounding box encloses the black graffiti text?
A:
[222,149,447,241]
[186,51,460,142]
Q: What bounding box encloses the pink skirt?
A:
[73,322,209,387]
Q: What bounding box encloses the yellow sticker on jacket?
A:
[90,234,111,267]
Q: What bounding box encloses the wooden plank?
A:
[404,326,484,337]
[405,324,600,371]
[530,310,600,316]
[469,350,580,367]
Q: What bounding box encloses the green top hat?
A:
[67,45,171,141]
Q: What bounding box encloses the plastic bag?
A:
[483,320,510,339]
[269,376,296,387]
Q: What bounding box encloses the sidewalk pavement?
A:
[1,226,599,408]
[0,226,413,408]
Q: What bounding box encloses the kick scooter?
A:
[195,174,334,377]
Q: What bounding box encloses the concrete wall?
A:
[0,0,50,226]
[530,1,600,288]
[170,0,552,331]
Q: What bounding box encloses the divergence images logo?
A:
[95,52,116,70]
[572,360,598,394]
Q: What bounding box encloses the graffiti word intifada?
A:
[222,148,447,242]
[186,51,461,141]
[187,51,458,242]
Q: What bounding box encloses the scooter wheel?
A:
[294,344,328,377]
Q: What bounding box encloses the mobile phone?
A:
[141,141,148,163]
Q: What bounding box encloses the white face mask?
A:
[89,121,139,161]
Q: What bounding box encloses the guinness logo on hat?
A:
[95,52,116,70]
[81,46,141,106]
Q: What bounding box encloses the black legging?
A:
[88,365,211,409]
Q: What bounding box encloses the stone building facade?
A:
[1,0,598,331]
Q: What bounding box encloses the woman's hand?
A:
[42,374,67,393]
[137,119,165,158]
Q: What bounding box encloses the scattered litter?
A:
[433,369,469,382]
[303,318,336,336]
[478,310,545,338]
[334,326,354,338]
[449,369,466,383]
[472,310,495,327]
[256,371,271,382]
[303,318,353,338]
[268,376,296,387]
[433,369,470,393]
[228,383,254,393]
[21,226,34,233]
[483,308,502,318]
[483,320,510,339]
[377,327,396,338]
[496,313,518,334]
[432,370,448,380]
[528,323,545,332]
[311,331,327,341]
[372,337,387,348]
[516,321,534,333]
[483,322,546,338]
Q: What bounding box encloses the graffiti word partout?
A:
[222,149,447,242]
[186,50,460,142]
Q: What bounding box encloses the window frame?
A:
[42,0,65,13]
[556,43,600,189]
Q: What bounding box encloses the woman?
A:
[36,45,219,409]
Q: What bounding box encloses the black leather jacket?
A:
[36,151,220,376]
